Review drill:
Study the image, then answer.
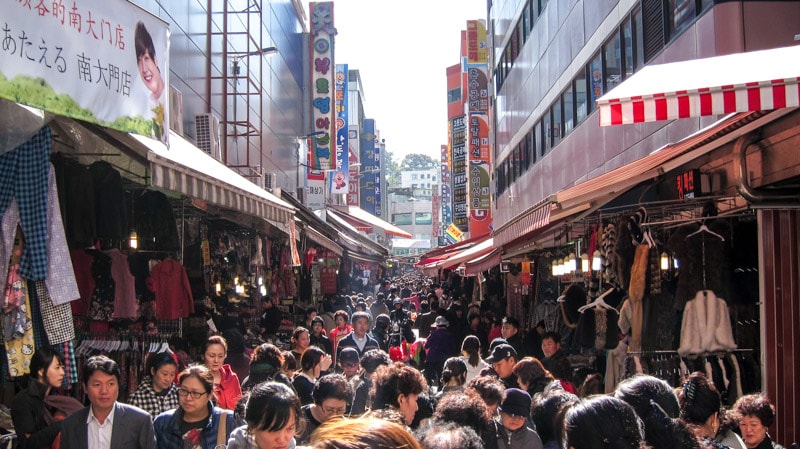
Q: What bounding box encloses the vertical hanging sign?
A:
[465,20,492,237]
[309,2,335,171]
[331,64,349,194]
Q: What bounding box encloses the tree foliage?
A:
[400,153,437,170]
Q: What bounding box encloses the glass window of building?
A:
[632,8,644,72]
[415,212,432,225]
[551,100,562,148]
[542,109,552,153]
[522,3,531,41]
[604,32,622,92]
[589,52,603,107]
[671,0,696,37]
[623,19,634,80]
[393,213,412,225]
[576,66,589,122]
[447,87,461,103]
[562,84,575,135]
[534,120,543,158]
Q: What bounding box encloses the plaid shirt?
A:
[0,126,51,280]
[128,376,180,418]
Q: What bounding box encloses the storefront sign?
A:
[309,2,335,170]
[1,1,170,143]
[331,64,349,194]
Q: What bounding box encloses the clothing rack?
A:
[626,348,754,356]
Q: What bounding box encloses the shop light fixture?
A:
[660,252,670,271]
[591,250,602,271]
[259,285,267,296]
[567,253,577,273]
[215,282,222,294]
[257,276,263,286]
[551,259,559,277]
[581,252,590,273]
[128,230,138,249]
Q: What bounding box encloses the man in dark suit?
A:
[337,311,380,361]
[60,355,156,449]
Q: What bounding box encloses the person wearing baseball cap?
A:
[491,388,543,449]
[423,315,456,389]
[486,344,520,389]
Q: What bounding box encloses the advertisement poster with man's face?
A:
[1,1,170,144]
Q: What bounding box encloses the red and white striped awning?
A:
[597,45,800,126]
[493,196,554,247]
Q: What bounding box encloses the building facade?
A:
[487,0,800,442]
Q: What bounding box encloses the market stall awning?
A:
[597,45,800,126]
[464,248,503,276]
[556,109,792,213]
[131,131,295,224]
[304,223,343,256]
[318,209,388,256]
[493,196,554,247]
[328,206,413,238]
[416,231,491,265]
[436,236,495,270]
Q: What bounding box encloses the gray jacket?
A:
[493,419,543,449]
[227,425,296,449]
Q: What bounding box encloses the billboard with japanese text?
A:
[1,1,170,143]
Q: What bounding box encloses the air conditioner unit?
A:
[264,172,277,191]
[168,86,184,135]
[195,113,221,161]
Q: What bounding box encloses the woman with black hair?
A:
[615,375,702,449]
[227,382,304,449]
[565,396,648,449]
[11,348,68,449]
[292,347,332,406]
[437,357,468,398]
[129,351,180,418]
[678,372,743,449]
[459,335,489,382]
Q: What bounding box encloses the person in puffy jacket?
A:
[154,365,236,449]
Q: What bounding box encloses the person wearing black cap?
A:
[491,388,543,449]
[423,316,457,388]
[337,347,361,380]
[486,344,520,389]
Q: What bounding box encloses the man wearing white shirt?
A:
[60,355,155,449]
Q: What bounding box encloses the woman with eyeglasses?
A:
[153,365,236,449]
[227,382,304,449]
[129,351,180,418]
[296,374,352,445]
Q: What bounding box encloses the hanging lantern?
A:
[567,253,577,273]
[128,230,138,250]
[660,252,670,271]
[551,259,559,277]
[581,252,590,273]
[591,250,602,271]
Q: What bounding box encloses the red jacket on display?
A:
[147,258,194,319]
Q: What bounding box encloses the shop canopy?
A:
[317,209,388,257]
[597,45,800,126]
[131,131,295,224]
[421,235,494,274]
[327,206,413,238]
[490,108,792,254]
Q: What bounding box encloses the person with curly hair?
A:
[732,394,785,449]
[370,362,427,426]
[512,357,557,396]
[467,375,506,421]
[297,374,353,444]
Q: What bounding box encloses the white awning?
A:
[328,206,413,238]
[597,45,800,126]
[131,131,294,224]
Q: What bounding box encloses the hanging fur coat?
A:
[677,290,737,357]
[627,244,650,352]
[666,221,731,311]
[574,306,621,350]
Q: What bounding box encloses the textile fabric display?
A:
[601,223,618,286]
[0,126,51,280]
[574,306,621,350]
[666,221,730,311]
[135,190,181,251]
[51,152,96,248]
[89,161,128,241]
[3,226,35,376]
[627,244,650,351]
[147,258,194,319]
[505,272,524,323]
[678,290,737,357]
[105,248,138,319]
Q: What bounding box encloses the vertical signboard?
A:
[374,133,382,217]
[346,126,360,206]
[440,143,452,246]
[1,1,170,143]
[360,119,377,215]
[451,115,467,232]
[432,183,440,241]
[309,2,335,171]
[331,64,349,194]
[465,20,491,236]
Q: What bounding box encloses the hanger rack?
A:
[577,287,617,313]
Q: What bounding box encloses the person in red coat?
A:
[201,335,242,410]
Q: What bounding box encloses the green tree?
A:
[385,149,400,187]
[400,153,437,170]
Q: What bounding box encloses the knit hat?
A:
[500,388,531,417]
